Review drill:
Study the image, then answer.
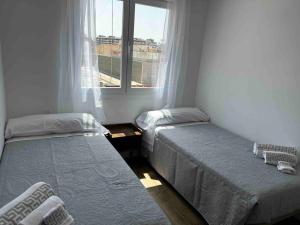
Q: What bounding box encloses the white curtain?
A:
[155,0,191,108]
[58,0,105,122]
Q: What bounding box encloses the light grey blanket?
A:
[0,135,170,225]
[148,123,300,225]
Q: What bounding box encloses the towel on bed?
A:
[43,204,74,225]
[0,182,55,225]
[18,196,65,225]
[277,161,296,175]
[253,143,298,158]
[263,151,298,167]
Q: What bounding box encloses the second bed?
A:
[140,117,300,225]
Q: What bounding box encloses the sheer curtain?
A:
[58,0,105,122]
[155,0,191,108]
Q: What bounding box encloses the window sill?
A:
[100,88,159,100]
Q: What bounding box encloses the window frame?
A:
[100,0,167,96]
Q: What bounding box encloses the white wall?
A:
[0,0,61,118]
[182,0,208,106]
[196,0,300,147]
[101,94,155,124]
[0,0,206,123]
[0,43,6,157]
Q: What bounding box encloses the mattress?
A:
[0,135,170,225]
[147,123,300,225]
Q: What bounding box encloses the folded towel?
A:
[263,151,298,167]
[253,143,298,158]
[0,182,55,225]
[277,161,296,175]
[43,204,73,225]
[18,196,64,225]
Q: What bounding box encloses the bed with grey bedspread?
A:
[0,135,170,225]
[148,123,300,225]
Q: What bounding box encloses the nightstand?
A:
[103,123,143,159]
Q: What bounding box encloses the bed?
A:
[137,108,300,225]
[0,114,170,225]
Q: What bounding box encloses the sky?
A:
[95,0,167,43]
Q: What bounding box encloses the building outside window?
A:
[92,0,167,93]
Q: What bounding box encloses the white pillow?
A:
[5,113,102,139]
[136,107,210,130]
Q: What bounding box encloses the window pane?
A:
[131,4,167,88]
[96,0,123,88]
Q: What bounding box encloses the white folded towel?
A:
[43,204,74,225]
[277,161,296,175]
[0,182,55,225]
[18,196,64,225]
[263,151,298,167]
[253,143,298,158]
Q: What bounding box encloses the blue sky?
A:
[95,0,167,43]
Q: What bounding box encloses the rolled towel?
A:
[43,204,73,225]
[0,182,55,225]
[263,151,298,167]
[18,196,64,225]
[253,143,297,158]
[277,161,296,175]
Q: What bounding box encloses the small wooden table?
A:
[102,123,143,159]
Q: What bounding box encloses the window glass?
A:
[96,0,123,88]
[131,3,167,88]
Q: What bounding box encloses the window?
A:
[96,0,123,88]
[130,3,167,88]
[95,0,167,92]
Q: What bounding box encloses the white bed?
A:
[0,113,170,225]
[137,108,300,225]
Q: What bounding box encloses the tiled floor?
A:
[128,159,300,225]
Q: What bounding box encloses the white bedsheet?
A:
[142,122,209,152]
[5,131,106,144]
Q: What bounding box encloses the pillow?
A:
[5,113,102,139]
[0,182,55,225]
[136,107,210,130]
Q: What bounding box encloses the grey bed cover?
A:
[149,123,300,225]
[0,135,170,225]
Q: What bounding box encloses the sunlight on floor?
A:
[140,173,162,188]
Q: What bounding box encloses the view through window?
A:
[131,3,167,88]
[95,0,167,89]
[96,0,123,88]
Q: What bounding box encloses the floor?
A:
[128,159,300,225]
